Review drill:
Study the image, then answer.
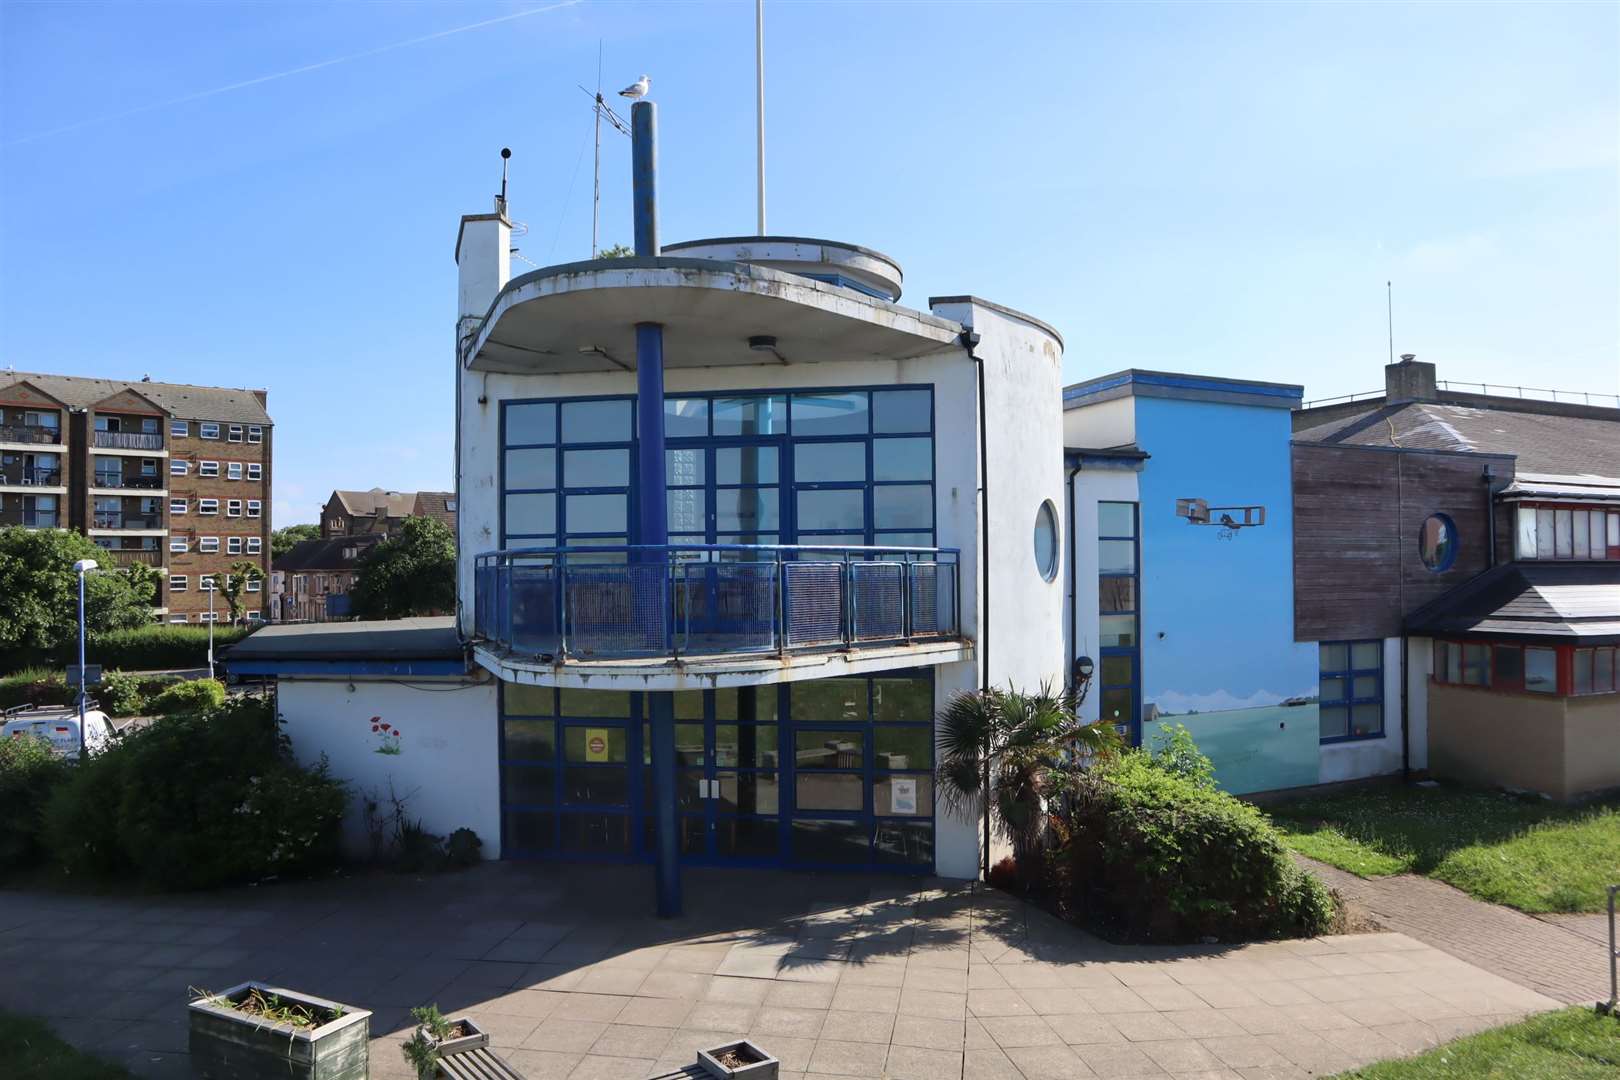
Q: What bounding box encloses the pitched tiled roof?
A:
[412,490,457,527]
[0,371,271,424]
[332,488,417,518]
[1405,562,1620,642]
[274,535,383,573]
[1294,400,1620,482]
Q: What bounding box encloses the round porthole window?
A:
[1034,500,1060,582]
[1419,513,1458,571]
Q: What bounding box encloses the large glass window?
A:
[1097,502,1140,741]
[1518,504,1620,561]
[1319,640,1382,742]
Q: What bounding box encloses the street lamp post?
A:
[72,558,98,760]
[207,579,216,679]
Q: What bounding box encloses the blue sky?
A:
[2,1,1615,527]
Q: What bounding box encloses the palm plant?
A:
[936,682,1120,880]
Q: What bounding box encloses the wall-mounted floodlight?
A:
[1073,655,1095,683]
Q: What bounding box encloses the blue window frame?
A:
[1319,641,1383,742]
[498,671,936,871]
[500,386,935,549]
[1097,501,1141,745]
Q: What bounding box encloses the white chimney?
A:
[455,196,511,336]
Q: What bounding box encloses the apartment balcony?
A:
[100,548,164,568]
[20,511,59,528]
[0,424,61,447]
[472,543,972,690]
[92,431,164,451]
[92,513,162,530]
[91,474,165,491]
[0,468,64,489]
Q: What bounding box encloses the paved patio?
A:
[0,863,1562,1080]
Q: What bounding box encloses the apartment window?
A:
[199,460,219,478]
[170,536,189,553]
[140,458,158,477]
[315,574,328,593]
[248,425,263,444]
[200,422,220,439]
[226,499,242,517]
[199,498,218,515]
[1319,641,1383,742]
[228,425,244,443]
[199,537,219,553]
[168,615,188,624]
[246,610,262,621]
[198,612,217,622]
[246,499,261,518]
[170,499,187,515]
[227,536,242,554]
[169,575,188,592]
[170,420,188,437]
[227,461,242,480]
[1517,504,1620,561]
[246,536,261,554]
[247,462,262,480]
[246,577,261,593]
[171,460,190,476]
[200,574,217,591]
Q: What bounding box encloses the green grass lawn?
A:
[1327,1008,1620,1079]
[1268,783,1620,913]
[0,1012,133,1080]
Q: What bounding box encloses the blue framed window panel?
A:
[1097,502,1141,745]
[1319,641,1383,742]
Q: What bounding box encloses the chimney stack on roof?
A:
[1385,354,1437,403]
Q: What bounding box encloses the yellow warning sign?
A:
[585,728,610,762]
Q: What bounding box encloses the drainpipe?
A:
[1066,457,1081,693]
[963,327,990,877]
[1483,464,1497,569]
[631,99,680,920]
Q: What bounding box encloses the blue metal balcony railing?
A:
[474,544,961,662]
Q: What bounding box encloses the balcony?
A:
[92,514,161,530]
[0,468,63,488]
[91,474,165,490]
[21,511,58,528]
[100,548,164,568]
[472,544,970,689]
[92,431,164,451]
[0,424,61,445]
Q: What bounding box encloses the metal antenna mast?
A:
[581,49,630,258]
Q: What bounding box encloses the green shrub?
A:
[0,734,69,873]
[43,696,347,889]
[1054,751,1336,943]
[0,668,73,711]
[444,828,484,868]
[150,678,227,716]
[1146,722,1216,788]
[0,625,257,675]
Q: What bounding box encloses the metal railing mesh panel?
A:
[909,562,954,636]
[566,563,669,657]
[509,563,560,655]
[851,561,904,642]
[679,561,777,654]
[782,561,845,648]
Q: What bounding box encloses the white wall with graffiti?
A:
[277,677,501,859]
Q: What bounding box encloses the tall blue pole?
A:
[631,98,680,918]
[77,569,87,759]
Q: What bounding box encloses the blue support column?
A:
[631,96,680,918]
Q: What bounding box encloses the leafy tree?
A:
[598,243,633,259]
[271,523,320,559]
[348,516,455,620]
[936,682,1120,883]
[219,561,265,623]
[0,527,156,653]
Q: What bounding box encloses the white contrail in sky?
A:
[4,1,582,147]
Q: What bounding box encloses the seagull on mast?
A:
[619,74,650,100]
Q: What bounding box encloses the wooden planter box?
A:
[188,981,371,1080]
[697,1039,779,1080]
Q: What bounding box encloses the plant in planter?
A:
[401,1004,487,1079]
[188,981,370,1080]
[698,1038,779,1080]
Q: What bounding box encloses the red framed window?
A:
[1514,503,1620,561]
[1434,639,1619,696]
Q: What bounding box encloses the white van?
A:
[2,706,112,759]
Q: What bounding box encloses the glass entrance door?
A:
[660,688,783,865]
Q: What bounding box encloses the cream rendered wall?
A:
[1068,466,1140,723]
[1061,394,1135,450]
[277,678,500,859]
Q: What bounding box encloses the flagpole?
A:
[755,0,766,235]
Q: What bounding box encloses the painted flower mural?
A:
[371,715,402,755]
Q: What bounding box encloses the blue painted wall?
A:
[1133,395,1319,793]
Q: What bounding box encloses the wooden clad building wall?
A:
[1292,443,1515,642]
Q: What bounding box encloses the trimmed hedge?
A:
[0,668,74,711]
[149,678,226,715]
[1,624,257,675]
[42,696,347,889]
[1054,752,1336,943]
[0,733,68,873]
